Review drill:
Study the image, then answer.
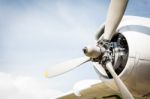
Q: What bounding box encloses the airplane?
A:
[44,0,150,99]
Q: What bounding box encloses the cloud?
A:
[0,1,101,93]
[0,72,63,99]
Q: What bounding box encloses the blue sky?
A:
[0,0,149,98]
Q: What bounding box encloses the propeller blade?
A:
[44,57,90,78]
[106,62,134,99]
[102,0,128,41]
[93,62,107,76]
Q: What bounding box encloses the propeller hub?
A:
[83,45,102,58]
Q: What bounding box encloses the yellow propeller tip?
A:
[44,70,49,78]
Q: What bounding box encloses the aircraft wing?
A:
[53,80,122,99]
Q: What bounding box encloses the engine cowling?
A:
[94,16,150,98]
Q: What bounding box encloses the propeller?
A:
[45,0,133,99]
[101,0,128,41]
[44,57,90,78]
[44,44,101,78]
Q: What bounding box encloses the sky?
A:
[0,0,149,99]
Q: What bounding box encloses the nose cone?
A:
[83,45,101,58]
[83,47,88,54]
